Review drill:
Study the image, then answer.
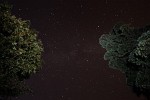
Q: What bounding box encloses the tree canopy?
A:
[99,23,150,98]
[0,3,43,99]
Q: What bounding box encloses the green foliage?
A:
[99,23,150,97]
[0,3,43,98]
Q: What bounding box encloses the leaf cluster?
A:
[99,23,150,97]
[0,3,43,97]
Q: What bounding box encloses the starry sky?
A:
[4,0,150,100]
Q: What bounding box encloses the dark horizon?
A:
[2,0,150,100]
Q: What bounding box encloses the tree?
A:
[99,23,150,99]
[0,3,43,100]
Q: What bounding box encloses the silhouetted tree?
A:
[0,2,43,100]
[99,23,150,99]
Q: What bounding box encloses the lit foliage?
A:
[99,23,150,97]
[0,3,43,97]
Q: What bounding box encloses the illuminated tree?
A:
[99,23,150,99]
[0,3,43,99]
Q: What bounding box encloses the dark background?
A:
[3,0,150,100]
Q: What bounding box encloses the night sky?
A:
[4,0,150,100]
